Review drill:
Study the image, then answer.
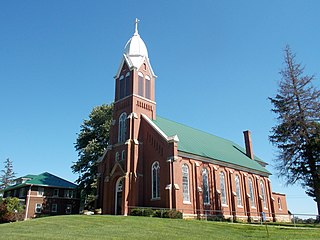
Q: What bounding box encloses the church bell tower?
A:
[98,19,157,215]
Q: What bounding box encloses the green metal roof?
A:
[152,116,270,175]
[4,172,77,191]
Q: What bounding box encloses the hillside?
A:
[0,215,319,239]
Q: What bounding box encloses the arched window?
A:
[115,152,119,162]
[121,150,126,161]
[220,172,227,205]
[278,197,282,210]
[260,180,267,209]
[182,164,190,202]
[138,72,144,97]
[118,112,127,143]
[152,161,160,199]
[119,75,125,99]
[248,177,255,207]
[145,75,151,99]
[202,168,210,205]
[125,72,130,96]
[235,175,242,206]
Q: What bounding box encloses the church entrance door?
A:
[115,177,123,215]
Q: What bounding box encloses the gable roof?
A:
[152,116,270,175]
[4,172,77,191]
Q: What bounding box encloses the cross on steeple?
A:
[134,18,140,35]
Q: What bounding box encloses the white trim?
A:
[138,71,144,77]
[141,114,169,141]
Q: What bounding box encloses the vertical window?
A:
[52,204,57,213]
[152,161,160,199]
[19,188,25,198]
[121,150,126,161]
[118,112,127,143]
[235,175,242,206]
[138,72,144,97]
[260,180,267,209]
[35,203,42,213]
[278,197,282,210]
[145,75,151,99]
[248,178,255,207]
[53,189,59,197]
[202,168,210,205]
[64,190,74,198]
[115,152,120,162]
[37,187,44,196]
[66,204,72,214]
[119,75,125,99]
[220,172,227,205]
[125,72,130,96]
[182,164,190,202]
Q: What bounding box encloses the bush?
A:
[0,197,25,223]
[130,208,154,217]
[153,209,182,219]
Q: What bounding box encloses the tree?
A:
[0,158,16,192]
[269,45,320,216]
[71,104,113,210]
[0,197,25,223]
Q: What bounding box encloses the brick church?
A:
[97,20,289,222]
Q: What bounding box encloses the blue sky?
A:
[1,0,319,215]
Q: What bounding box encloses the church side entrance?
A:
[115,177,123,215]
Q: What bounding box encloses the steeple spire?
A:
[134,18,140,35]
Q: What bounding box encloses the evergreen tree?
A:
[269,45,320,216]
[0,158,16,191]
[72,104,113,210]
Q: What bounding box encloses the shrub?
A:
[130,208,154,217]
[0,197,25,223]
[153,209,182,219]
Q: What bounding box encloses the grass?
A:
[0,215,319,240]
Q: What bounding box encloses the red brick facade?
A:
[97,27,289,222]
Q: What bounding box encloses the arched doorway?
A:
[115,177,123,215]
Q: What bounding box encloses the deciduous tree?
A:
[72,104,113,210]
[269,45,320,216]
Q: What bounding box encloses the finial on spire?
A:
[134,18,140,35]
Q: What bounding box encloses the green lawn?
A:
[0,215,319,240]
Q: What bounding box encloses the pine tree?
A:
[71,104,113,210]
[0,158,16,191]
[269,45,320,216]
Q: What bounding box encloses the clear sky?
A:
[1,0,319,215]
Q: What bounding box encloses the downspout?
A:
[24,184,33,220]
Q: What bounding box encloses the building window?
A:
[145,75,151,99]
[182,164,190,203]
[220,172,227,205]
[52,204,58,213]
[202,168,210,205]
[37,187,44,196]
[260,180,267,209]
[53,189,59,197]
[235,175,242,206]
[125,72,130,96]
[115,152,120,162]
[19,188,25,198]
[66,204,72,214]
[119,75,125,99]
[121,150,126,161]
[35,203,42,213]
[248,177,255,207]
[138,72,144,97]
[64,190,74,198]
[118,112,127,143]
[278,197,282,210]
[152,161,160,199]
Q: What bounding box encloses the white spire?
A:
[134,18,140,35]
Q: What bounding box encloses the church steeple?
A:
[114,19,156,120]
